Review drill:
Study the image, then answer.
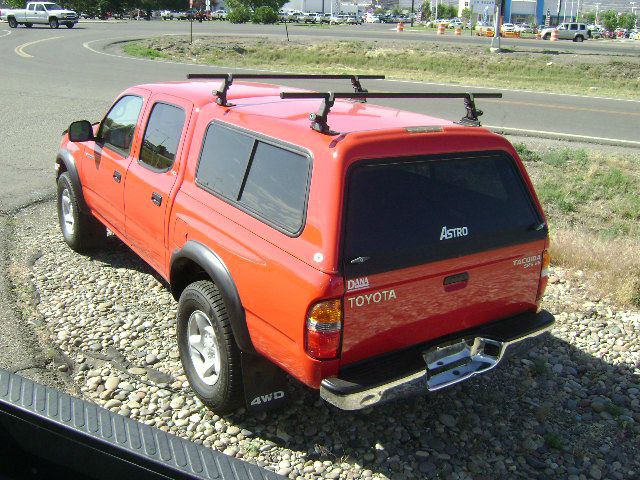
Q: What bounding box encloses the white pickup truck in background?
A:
[6,2,79,29]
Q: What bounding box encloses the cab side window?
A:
[36,4,45,11]
[97,95,143,156]
[139,103,186,171]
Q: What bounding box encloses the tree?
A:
[582,11,596,24]
[601,9,618,31]
[251,5,277,22]
[618,12,637,30]
[438,4,456,19]
[460,7,470,22]
[226,0,286,13]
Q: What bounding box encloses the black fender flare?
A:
[55,149,89,214]
[170,241,254,353]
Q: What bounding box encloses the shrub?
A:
[228,6,251,23]
[251,6,277,24]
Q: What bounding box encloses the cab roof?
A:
[135,80,456,137]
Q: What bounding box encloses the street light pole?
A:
[595,2,600,23]
[411,0,415,26]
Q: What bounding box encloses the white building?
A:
[457,0,497,21]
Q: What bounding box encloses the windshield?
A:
[44,3,64,10]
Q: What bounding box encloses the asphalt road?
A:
[1,21,639,214]
[1,20,639,210]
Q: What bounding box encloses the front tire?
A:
[177,281,244,413]
[8,17,18,28]
[24,22,33,28]
[57,172,106,253]
[574,35,583,42]
[49,17,59,28]
[543,33,550,40]
[65,22,74,28]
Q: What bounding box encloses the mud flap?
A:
[241,353,289,412]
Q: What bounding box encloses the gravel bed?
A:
[8,202,640,480]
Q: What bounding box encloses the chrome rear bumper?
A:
[320,309,554,411]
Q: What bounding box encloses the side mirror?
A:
[68,120,95,142]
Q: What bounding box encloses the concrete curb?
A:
[487,126,640,149]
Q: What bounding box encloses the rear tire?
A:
[49,17,59,28]
[57,172,106,253]
[543,33,550,40]
[177,280,244,413]
[574,35,583,42]
[8,17,17,28]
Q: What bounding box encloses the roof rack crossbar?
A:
[279,92,503,134]
[186,73,385,107]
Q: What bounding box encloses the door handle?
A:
[113,170,122,183]
[151,192,162,206]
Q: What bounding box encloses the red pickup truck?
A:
[55,74,553,412]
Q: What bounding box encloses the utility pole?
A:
[411,0,415,26]
[595,2,600,23]
[570,0,574,20]
[490,2,501,52]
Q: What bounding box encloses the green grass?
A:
[122,43,167,59]
[544,432,566,450]
[531,358,549,376]
[521,146,640,306]
[120,37,640,98]
[523,148,640,239]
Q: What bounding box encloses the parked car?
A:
[540,22,589,41]
[56,73,554,412]
[345,14,362,24]
[501,22,516,32]
[366,14,381,23]
[448,20,464,29]
[299,11,316,23]
[0,7,14,21]
[6,2,78,29]
[211,9,227,20]
[515,23,533,33]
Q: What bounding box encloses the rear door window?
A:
[139,102,186,172]
[344,152,545,275]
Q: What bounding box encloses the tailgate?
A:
[341,151,547,365]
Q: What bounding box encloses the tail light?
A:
[305,299,342,359]
[536,249,551,309]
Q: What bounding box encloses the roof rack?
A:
[186,73,385,107]
[279,91,503,134]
